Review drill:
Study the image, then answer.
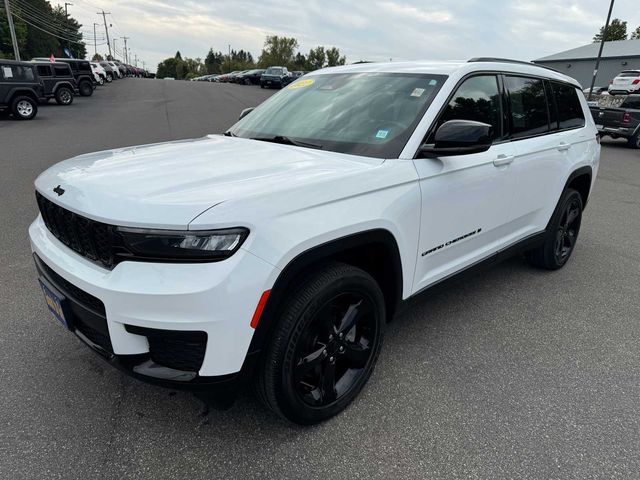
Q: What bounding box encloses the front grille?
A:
[36,192,116,269]
[126,325,207,372]
[75,315,114,354]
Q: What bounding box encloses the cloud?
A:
[53,0,640,70]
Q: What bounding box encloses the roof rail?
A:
[468,57,561,74]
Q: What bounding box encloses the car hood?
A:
[35,135,383,229]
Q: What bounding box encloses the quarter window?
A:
[437,75,503,140]
[37,65,52,77]
[1,64,35,82]
[551,82,585,129]
[506,76,549,138]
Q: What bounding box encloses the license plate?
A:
[39,279,68,328]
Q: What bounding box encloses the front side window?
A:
[551,82,585,129]
[229,72,446,158]
[506,76,549,139]
[54,65,70,76]
[434,75,503,141]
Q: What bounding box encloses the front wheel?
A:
[527,188,583,270]
[55,86,74,105]
[257,263,385,424]
[11,96,37,120]
[79,81,93,96]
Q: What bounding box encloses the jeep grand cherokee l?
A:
[30,59,599,424]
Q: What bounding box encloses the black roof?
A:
[0,59,36,66]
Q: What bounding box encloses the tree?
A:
[631,26,640,40]
[205,48,225,74]
[306,46,325,71]
[325,47,346,67]
[92,53,103,61]
[593,18,628,42]
[257,35,298,68]
[293,52,307,70]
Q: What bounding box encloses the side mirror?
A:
[419,120,493,157]
[239,107,255,120]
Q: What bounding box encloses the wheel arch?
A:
[564,165,593,210]
[247,229,403,357]
[9,88,38,103]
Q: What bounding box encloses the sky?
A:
[51,0,640,72]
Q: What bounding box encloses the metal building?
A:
[533,39,640,88]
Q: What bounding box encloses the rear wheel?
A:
[527,188,583,270]
[106,74,113,83]
[257,263,385,424]
[78,81,93,96]
[55,86,74,105]
[11,95,37,120]
[627,132,640,149]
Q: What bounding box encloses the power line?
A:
[10,0,81,36]
[11,12,96,45]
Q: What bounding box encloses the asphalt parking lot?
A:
[1,79,639,479]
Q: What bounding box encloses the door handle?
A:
[493,154,514,167]
[557,142,571,151]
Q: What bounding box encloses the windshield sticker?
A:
[375,130,389,139]
[2,66,13,78]
[428,79,437,86]
[288,78,315,89]
[410,88,425,97]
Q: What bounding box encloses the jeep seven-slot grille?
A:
[36,192,116,269]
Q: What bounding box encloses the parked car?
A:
[608,70,640,95]
[0,59,45,119]
[33,58,95,96]
[107,62,122,79]
[29,59,599,424]
[583,86,608,96]
[90,62,106,85]
[32,61,78,105]
[112,60,127,78]
[590,94,640,148]
[260,66,291,88]
[98,61,115,82]
[237,69,266,85]
[290,70,306,80]
[217,71,241,83]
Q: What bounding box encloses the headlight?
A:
[116,227,249,261]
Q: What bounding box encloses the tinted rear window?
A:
[506,76,549,138]
[551,82,585,129]
[1,64,35,81]
[618,71,640,78]
[54,65,70,76]
[621,96,640,109]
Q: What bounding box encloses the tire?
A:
[55,86,74,105]
[98,76,105,86]
[627,133,640,149]
[260,84,265,89]
[256,263,385,425]
[106,74,113,83]
[78,81,93,97]
[11,95,37,120]
[527,188,583,270]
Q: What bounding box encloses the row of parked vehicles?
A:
[191,66,306,89]
[0,57,148,120]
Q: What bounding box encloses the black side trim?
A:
[409,230,547,300]
[562,165,593,210]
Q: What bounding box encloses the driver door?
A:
[412,74,518,292]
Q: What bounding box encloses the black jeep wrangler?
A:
[0,60,46,120]
[33,58,95,96]
[32,62,79,105]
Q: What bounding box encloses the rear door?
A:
[506,77,587,235]
[412,74,518,291]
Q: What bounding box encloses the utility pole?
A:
[3,0,20,60]
[93,23,99,58]
[120,36,130,64]
[134,54,138,67]
[98,10,112,59]
[228,44,231,73]
[113,38,117,59]
[64,3,73,56]
[589,0,615,101]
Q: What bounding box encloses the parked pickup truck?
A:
[590,94,640,148]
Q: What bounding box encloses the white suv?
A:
[609,70,640,95]
[29,59,599,424]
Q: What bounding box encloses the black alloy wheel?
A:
[257,263,385,424]
[527,188,583,270]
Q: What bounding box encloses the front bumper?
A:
[29,215,276,395]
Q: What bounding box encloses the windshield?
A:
[619,71,640,77]
[229,72,446,158]
[266,67,283,75]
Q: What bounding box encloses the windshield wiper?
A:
[250,135,323,150]
[223,131,237,137]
